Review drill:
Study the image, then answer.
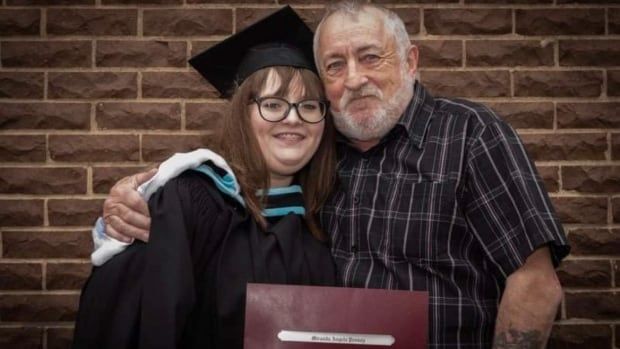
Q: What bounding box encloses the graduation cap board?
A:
[189,6,316,98]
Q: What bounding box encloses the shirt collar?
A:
[395,81,435,149]
[334,81,435,150]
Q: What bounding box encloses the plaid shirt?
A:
[320,82,569,348]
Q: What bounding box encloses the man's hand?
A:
[103,169,157,242]
[492,246,563,349]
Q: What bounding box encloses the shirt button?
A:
[352,195,360,204]
[351,244,358,253]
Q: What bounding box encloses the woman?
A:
[72,7,337,349]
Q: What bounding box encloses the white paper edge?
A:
[277,330,395,346]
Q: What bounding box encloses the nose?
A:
[344,61,368,91]
[281,104,303,124]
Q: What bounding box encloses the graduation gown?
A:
[72,170,337,349]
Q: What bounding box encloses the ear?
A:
[405,45,419,78]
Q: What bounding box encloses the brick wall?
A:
[0,0,618,348]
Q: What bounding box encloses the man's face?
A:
[316,9,417,143]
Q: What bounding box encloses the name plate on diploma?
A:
[243,283,428,349]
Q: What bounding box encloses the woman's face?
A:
[250,69,325,187]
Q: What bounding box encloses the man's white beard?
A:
[332,75,414,142]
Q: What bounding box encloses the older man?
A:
[99,2,569,348]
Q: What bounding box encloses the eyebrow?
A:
[323,43,382,60]
[320,41,384,65]
[356,44,381,53]
[321,51,343,62]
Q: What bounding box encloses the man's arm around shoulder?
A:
[493,246,562,349]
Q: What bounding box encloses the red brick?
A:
[375,0,457,2]
[514,71,602,97]
[0,167,86,195]
[536,166,559,193]
[467,0,551,2]
[48,199,103,227]
[236,8,278,33]
[190,40,216,57]
[236,7,328,32]
[563,166,620,193]
[613,134,620,160]
[0,102,90,130]
[2,230,91,259]
[568,228,620,255]
[281,0,356,4]
[301,9,331,33]
[516,9,605,35]
[47,9,137,36]
[0,294,79,321]
[486,102,553,129]
[0,200,44,227]
[92,166,150,194]
[186,102,227,131]
[560,40,620,67]
[551,197,608,224]
[614,197,620,223]
[104,0,179,3]
[0,72,44,99]
[467,40,554,67]
[142,134,211,162]
[0,10,40,36]
[611,9,620,34]
[189,0,269,2]
[143,9,232,36]
[557,260,611,288]
[424,9,511,35]
[609,70,620,97]
[565,292,620,320]
[9,0,93,4]
[142,71,218,99]
[0,327,42,349]
[419,71,510,98]
[557,103,620,129]
[47,327,74,349]
[549,325,612,349]
[49,72,137,99]
[2,41,91,68]
[96,40,186,68]
[0,135,46,162]
[418,40,461,67]
[521,133,606,161]
[385,8,421,35]
[46,263,91,290]
[49,135,139,162]
[96,102,181,130]
[559,0,620,2]
[0,263,42,290]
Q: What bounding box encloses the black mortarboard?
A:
[189,6,316,98]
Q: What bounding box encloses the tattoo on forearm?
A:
[493,328,543,349]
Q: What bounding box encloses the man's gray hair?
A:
[312,1,412,73]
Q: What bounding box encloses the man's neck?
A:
[351,138,381,152]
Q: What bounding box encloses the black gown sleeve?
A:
[138,176,196,348]
[72,173,219,349]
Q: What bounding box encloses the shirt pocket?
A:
[381,179,460,263]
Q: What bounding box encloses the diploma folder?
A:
[244,283,428,349]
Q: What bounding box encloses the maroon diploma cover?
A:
[244,283,428,348]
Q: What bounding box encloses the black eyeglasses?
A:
[252,96,328,124]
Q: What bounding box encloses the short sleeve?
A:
[462,120,570,278]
